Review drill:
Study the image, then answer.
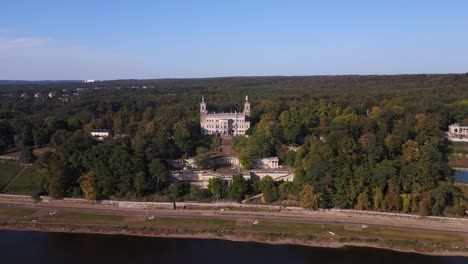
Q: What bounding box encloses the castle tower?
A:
[200,96,207,115]
[243,95,250,117]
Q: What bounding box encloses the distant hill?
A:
[0,80,83,85]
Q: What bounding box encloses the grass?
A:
[449,142,468,154]
[42,212,124,224]
[455,183,468,200]
[0,207,37,220]
[146,217,236,228]
[0,160,22,191]
[448,154,468,168]
[3,164,42,194]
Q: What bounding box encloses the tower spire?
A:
[245,95,248,102]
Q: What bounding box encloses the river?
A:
[0,231,465,264]
[454,170,468,183]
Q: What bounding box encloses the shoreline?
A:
[1,224,467,257]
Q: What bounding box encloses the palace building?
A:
[200,96,251,136]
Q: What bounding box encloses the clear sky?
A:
[1,0,468,80]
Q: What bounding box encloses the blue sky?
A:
[1,0,468,80]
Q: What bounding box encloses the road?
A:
[1,199,467,234]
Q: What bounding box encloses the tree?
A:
[80,172,97,200]
[386,180,401,211]
[373,187,384,211]
[257,176,278,203]
[20,147,36,163]
[148,158,171,191]
[299,184,321,209]
[167,182,187,202]
[419,192,432,216]
[46,159,71,198]
[239,152,253,169]
[400,193,412,213]
[402,140,419,162]
[227,174,247,201]
[186,185,204,201]
[355,191,370,210]
[194,147,211,169]
[207,177,225,199]
[134,171,148,197]
[384,134,401,156]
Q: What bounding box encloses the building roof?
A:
[206,112,246,119]
[90,129,111,133]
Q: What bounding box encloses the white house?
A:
[448,123,468,138]
[89,129,111,141]
[253,157,280,169]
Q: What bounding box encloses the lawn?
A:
[0,160,22,191]
[449,142,468,154]
[3,164,42,194]
[42,212,124,224]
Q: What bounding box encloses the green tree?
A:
[20,147,36,163]
[227,174,248,201]
[148,158,171,191]
[134,171,148,197]
[258,176,278,203]
[194,146,211,169]
[186,185,204,201]
[207,177,225,199]
[167,182,187,202]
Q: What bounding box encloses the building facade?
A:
[448,123,468,138]
[89,129,111,141]
[200,96,251,136]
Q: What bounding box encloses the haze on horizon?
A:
[1,0,468,80]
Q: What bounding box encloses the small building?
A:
[20,92,29,99]
[89,129,111,141]
[253,157,280,169]
[48,92,56,98]
[448,123,468,138]
[34,92,43,98]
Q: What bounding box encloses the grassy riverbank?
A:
[0,206,466,256]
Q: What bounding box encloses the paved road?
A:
[1,200,467,234]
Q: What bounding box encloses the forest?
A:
[0,74,467,216]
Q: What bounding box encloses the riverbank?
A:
[0,203,467,257]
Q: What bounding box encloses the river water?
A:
[454,170,468,183]
[0,231,465,264]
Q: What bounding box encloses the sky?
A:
[1,0,468,80]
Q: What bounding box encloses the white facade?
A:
[90,129,111,141]
[200,96,251,136]
[253,157,280,169]
[448,123,468,138]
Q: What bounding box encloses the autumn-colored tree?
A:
[419,192,432,216]
[81,172,97,200]
[373,187,384,211]
[355,191,370,210]
[402,140,419,161]
[384,134,401,156]
[299,184,321,210]
[400,193,412,213]
[386,180,401,211]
